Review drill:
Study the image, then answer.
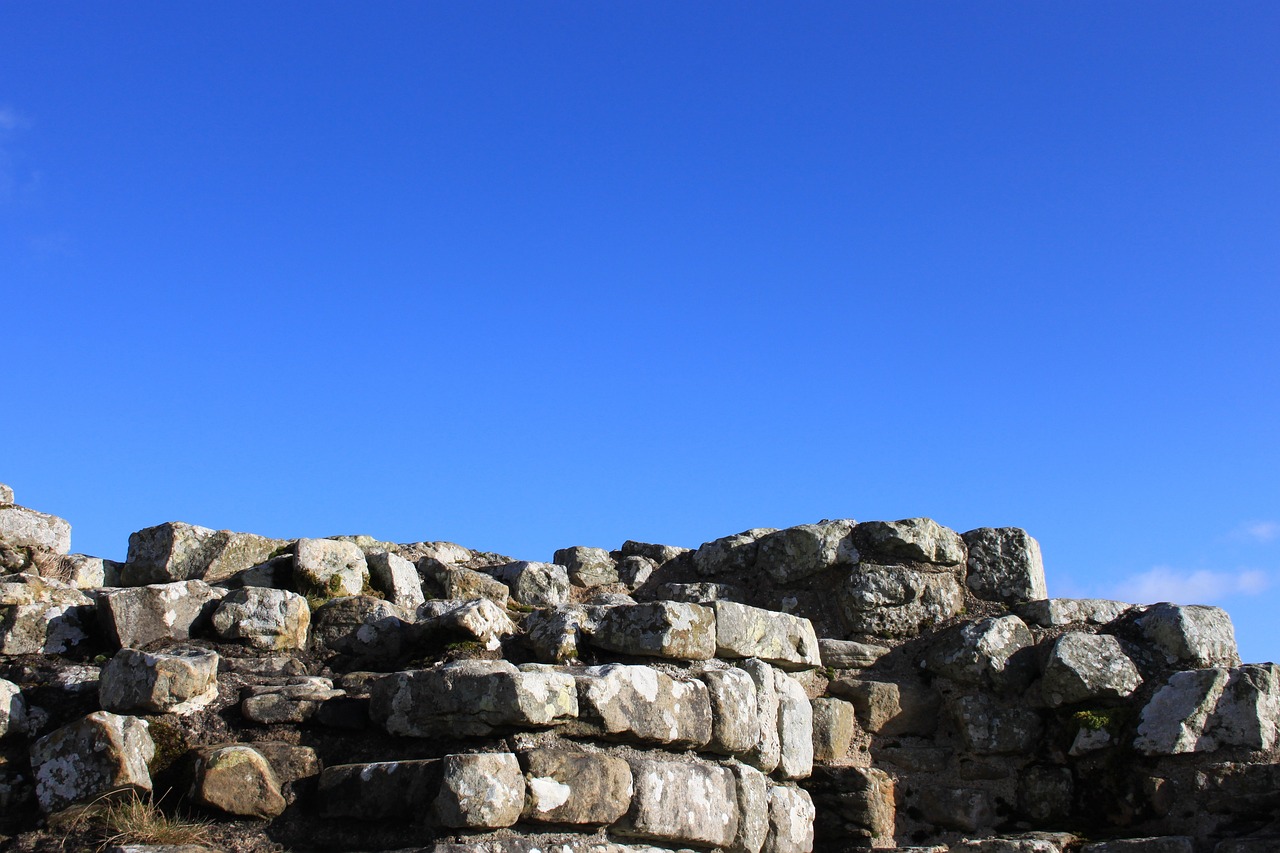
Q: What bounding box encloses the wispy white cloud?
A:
[1231,521,1280,544]
[1113,565,1270,605]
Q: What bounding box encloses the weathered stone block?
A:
[811,698,855,762]
[319,759,440,819]
[731,763,769,853]
[616,758,740,848]
[1137,603,1240,669]
[212,586,310,650]
[692,528,778,576]
[0,504,71,555]
[434,752,525,829]
[703,667,761,755]
[1041,632,1142,707]
[190,744,286,819]
[953,695,1042,754]
[367,551,425,610]
[98,580,224,649]
[1134,668,1230,755]
[30,711,155,813]
[924,615,1035,691]
[490,561,570,608]
[1015,598,1131,627]
[241,677,344,724]
[295,538,369,599]
[838,565,964,639]
[310,595,406,663]
[520,748,632,826]
[99,646,220,715]
[714,601,821,670]
[122,522,284,585]
[591,601,716,661]
[764,784,815,853]
[739,659,782,773]
[554,546,619,588]
[0,576,94,654]
[571,663,711,748]
[0,677,30,738]
[855,518,965,566]
[756,520,858,584]
[776,672,814,780]
[828,677,938,736]
[818,638,890,669]
[428,597,517,651]
[962,527,1046,604]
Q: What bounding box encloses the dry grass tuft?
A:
[62,790,213,852]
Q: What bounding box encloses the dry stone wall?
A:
[0,485,1277,853]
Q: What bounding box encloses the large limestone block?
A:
[0,677,30,738]
[212,586,310,650]
[98,580,224,649]
[838,565,964,639]
[319,759,440,819]
[827,677,939,736]
[366,551,425,610]
[703,667,761,755]
[371,660,578,737]
[30,552,107,589]
[429,597,518,651]
[692,528,778,577]
[755,520,858,585]
[855,518,965,566]
[0,576,94,654]
[616,555,656,590]
[30,711,155,813]
[1134,667,1230,755]
[295,538,369,599]
[190,744,287,819]
[620,539,691,565]
[553,546,619,588]
[99,646,220,715]
[818,639,890,669]
[732,763,769,853]
[520,748,633,826]
[591,601,716,661]
[962,527,1046,604]
[764,785,815,853]
[953,695,1043,754]
[616,758,740,848]
[1137,603,1240,668]
[428,564,510,607]
[776,672,814,780]
[1208,663,1280,751]
[0,483,12,504]
[1015,598,1132,627]
[572,664,712,748]
[434,752,525,829]
[1041,632,1142,707]
[924,615,1035,691]
[714,601,821,670]
[811,698,855,762]
[524,604,593,663]
[739,659,782,773]
[310,595,406,663]
[122,522,284,585]
[490,561,571,608]
[0,504,71,554]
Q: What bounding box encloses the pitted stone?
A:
[854,518,965,565]
[962,527,1046,604]
[764,784,815,853]
[99,646,220,715]
[591,601,716,660]
[691,528,778,577]
[616,757,740,849]
[490,561,571,608]
[212,586,310,650]
[571,663,711,748]
[714,601,821,670]
[520,748,633,826]
[1041,632,1142,706]
[554,547,619,588]
[838,565,964,639]
[0,504,72,555]
[1137,603,1240,669]
[755,520,858,585]
[30,711,155,813]
[1015,598,1133,627]
[924,615,1035,690]
[434,752,525,829]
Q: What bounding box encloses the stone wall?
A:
[0,485,1276,853]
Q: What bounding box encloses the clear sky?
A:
[3,3,1277,662]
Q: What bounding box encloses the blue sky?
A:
[3,3,1278,662]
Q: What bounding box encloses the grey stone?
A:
[212,586,310,650]
[240,676,344,724]
[1135,668,1230,755]
[1081,840,1194,853]
[818,638,891,669]
[808,766,895,846]
[1018,766,1073,822]
[616,757,739,848]
[524,604,593,663]
[122,522,284,585]
[962,527,1046,604]
[30,711,155,813]
[855,518,965,566]
[310,595,406,663]
[714,601,821,670]
[1015,598,1132,627]
[691,528,778,577]
[1070,725,1116,755]
[739,658,781,773]
[617,555,657,590]
[429,597,517,651]
[916,785,994,833]
[657,582,744,603]
[731,763,769,853]
[1137,603,1241,668]
[811,698,855,762]
[703,667,761,755]
[371,660,577,737]
[366,551,425,610]
[554,547,619,588]
[775,672,814,780]
[1206,663,1280,751]
[953,694,1043,754]
[591,601,716,660]
[764,784,815,853]
[189,744,286,819]
[99,646,220,715]
[756,520,858,584]
[924,615,1035,690]
[838,565,964,639]
[294,538,369,599]
[35,553,106,589]
[0,575,94,654]
[319,759,439,819]
[490,561,570,608]
[98,580,224,649]
[0,504,72,554]
[428,564,510,607]
[1041,632,1142,706]
[571,663,711,748]
[434,752,525,829]
[0,677,30,738]
[520,748,633,826]
[619,540,690,565]
[0,483,12,504]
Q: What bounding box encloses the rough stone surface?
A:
[310,595,405,663]
[0,504,72,554]
[811,698,855,762]
[434,752,525,829]
[591,601,716,661]
[714,601,821,670]
[319,759,440,819]
[619,540,690,565]
[1041,632,1142,706]
[1135,668,1231,755]
[240,677,344,724]
[962,527,1046,604]
[366,551,425,610]
[0,483,12,504]
[554,547,619,588]
[99,646,220,715]
[855,518,965,566]
[764,785,815,853]
[755,520,858,585]
[0,576,94,654]
[430,565,511,607]
[739,658,782,773]
[924,615,1035,690]
[212,586,310,650]
[0,677,30,738]
[953,695,1043,754]
[691,528,778,577]
[731,763,770,853]
[1015,598,1132,627]
[616,555,657,590]
[99,581,224,649]
[617,758,739,849]
[520,748,633,826]
[190,744,287,819]
[1207,663,1280,751]
[294,538,369,599]
[30,711,155,813]
[122,522,284,585]
[1137,603,1241,669]
[818,638,891,669]
[829,677,939,736]
[491,561,571,608]
[371,660,578,737]
[572,664,712,748]
[430,597,518,650]
[524,604,593,663]
[838,565,964,639]
[775,672,814,780]
[703,667,761,755]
